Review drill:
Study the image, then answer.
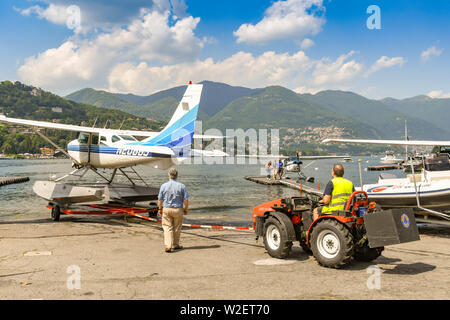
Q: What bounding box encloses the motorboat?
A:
[363,154,450,212]
[380,151,404,164]
[400,156,423,173]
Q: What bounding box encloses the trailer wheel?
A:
[310,219,354,268]
[51,205,61,222]
[263,217,292,259]
[354,246,384,262]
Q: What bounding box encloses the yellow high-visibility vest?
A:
[321,177,354,214]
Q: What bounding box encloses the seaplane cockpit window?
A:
[100,136,107,145]
[78,133,90,144]
[119,135,137,141]
[92,134,99,145]
[111,135,121,143]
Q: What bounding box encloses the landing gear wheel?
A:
[310,219,354,268]
[51,205,61,222]
[354,246,384,262]
[263,217,292,259]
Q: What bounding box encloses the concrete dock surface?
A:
[0,215,449,300]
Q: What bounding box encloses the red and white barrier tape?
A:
[128,212,254,232]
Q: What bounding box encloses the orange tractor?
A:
[252,191,420,268]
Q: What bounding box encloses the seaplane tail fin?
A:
[141,83,203,156]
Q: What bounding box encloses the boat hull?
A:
[364,182,450,211]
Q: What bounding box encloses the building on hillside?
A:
[40,147,55,156]
[30,88,42,97]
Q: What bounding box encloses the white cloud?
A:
[18,9,204,93]
[294,86,323,95]
[427,90,450,99]
[365,56,405,77]
[421,46,443,62]
[300,38,315,50]
[234,0,325,45]
[15,0,189,33]
[108,51,313,95]
[17,3,71,26]
[107,50,370,96]
[312,51,364,85]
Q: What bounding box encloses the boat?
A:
[363,154,450,212]
[380,151,404,164]
[400,156,423,173]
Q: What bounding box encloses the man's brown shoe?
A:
[165,248,172,253]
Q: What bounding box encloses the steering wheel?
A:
[345,191,369,216]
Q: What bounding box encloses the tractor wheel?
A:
[310,219,354,268]
[263,217,292,259]
[51,205,61,222]
[354,246,384,262]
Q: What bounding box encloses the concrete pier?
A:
[244,176,323,197]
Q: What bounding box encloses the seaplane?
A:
[322,138,450,224]
[282,154,350,182]
[0,83,222,218]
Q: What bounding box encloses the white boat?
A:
[380,151,404,164]
[363,155,450,211]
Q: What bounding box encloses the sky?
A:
[0,0,449,99]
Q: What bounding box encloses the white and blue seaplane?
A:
[0,84,216,213]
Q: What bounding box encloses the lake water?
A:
[0,157,398,224]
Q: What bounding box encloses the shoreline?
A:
[0,215,449,300]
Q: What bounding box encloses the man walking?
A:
[158,168,189,253]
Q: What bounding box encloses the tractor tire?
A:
[310,219,354,268]
[51,205,61,222]
[354,246,384,262]
[263,217,292,259]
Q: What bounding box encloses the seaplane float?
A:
[323,138,450,225]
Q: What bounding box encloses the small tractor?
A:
[252,191,420,268]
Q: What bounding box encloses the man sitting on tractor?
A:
[313,164,355,220]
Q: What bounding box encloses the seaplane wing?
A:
[322,138,450,147]
[235,155,289,159]
[298,155,348,160]
[0,114,158,138]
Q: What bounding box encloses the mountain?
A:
[203,86,381,153]
[301,90,448,140]
[65,88,151,119]
[0,81,164,154]
[67,81,261,122]
[64,81,450,154]
[380,95,450,134]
